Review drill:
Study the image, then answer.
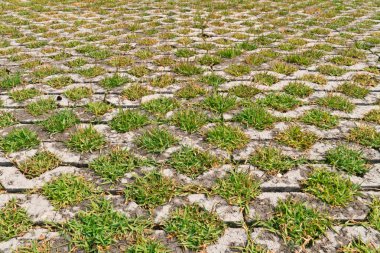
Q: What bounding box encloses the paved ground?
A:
[0,0,380,252]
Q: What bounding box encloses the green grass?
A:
[364,109,380,124]
[317,64,346,76]
[109,110,149,133]
[325,145,369,176]
[171,108,208,133]
[164,205,226,250]
[47,76,73,89]
[90,148,149,182]
[0,128,40,153]
[199,74,226,87]
[203,93,237,114]
[64,87,92,101]
[150,74,175,88]
[99,74,129,90]
[368,198,380,231]
[198,54,221,66]
[253,73,278,86]
[229,85,260,98]
[303,168,360,206]
[224,64,251,76]
[66,125,106,153]
[270,61,297,75]
[276,125,318,150]
[141,97,179,116]
[352,73,377,87]
[135,127,177,154]
[13,240,51,253]
[17,151,60,179]
[9,88,40,102]
[63,198,151,252]
[26,98,57,116]
[301,74,327,85]
[86,101,113,116]
[317,95,355,112]
[126,237,170,253]
[206,124,249,152]
[338,82,369,99]
[283,82,313,98]
[212,170,261,210]
[348,125,380,149]
[0,73,22,90]
[122,84,152,101]
[257,93,301,112]
[249,147,300,174]
[266,199,331,247]
[0,199,32,242]
[40,109,79,133]
[174,62,203,76]
[168,146,219,178]
[217,47,242,58]
[42,174,97,209]
[0,112,17,128]
[125,171,178,209]
[175,83,206,99]
[76,66,105,78]
[234,105,277,130]
[339,239,380,253]
[300,109,339,129]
